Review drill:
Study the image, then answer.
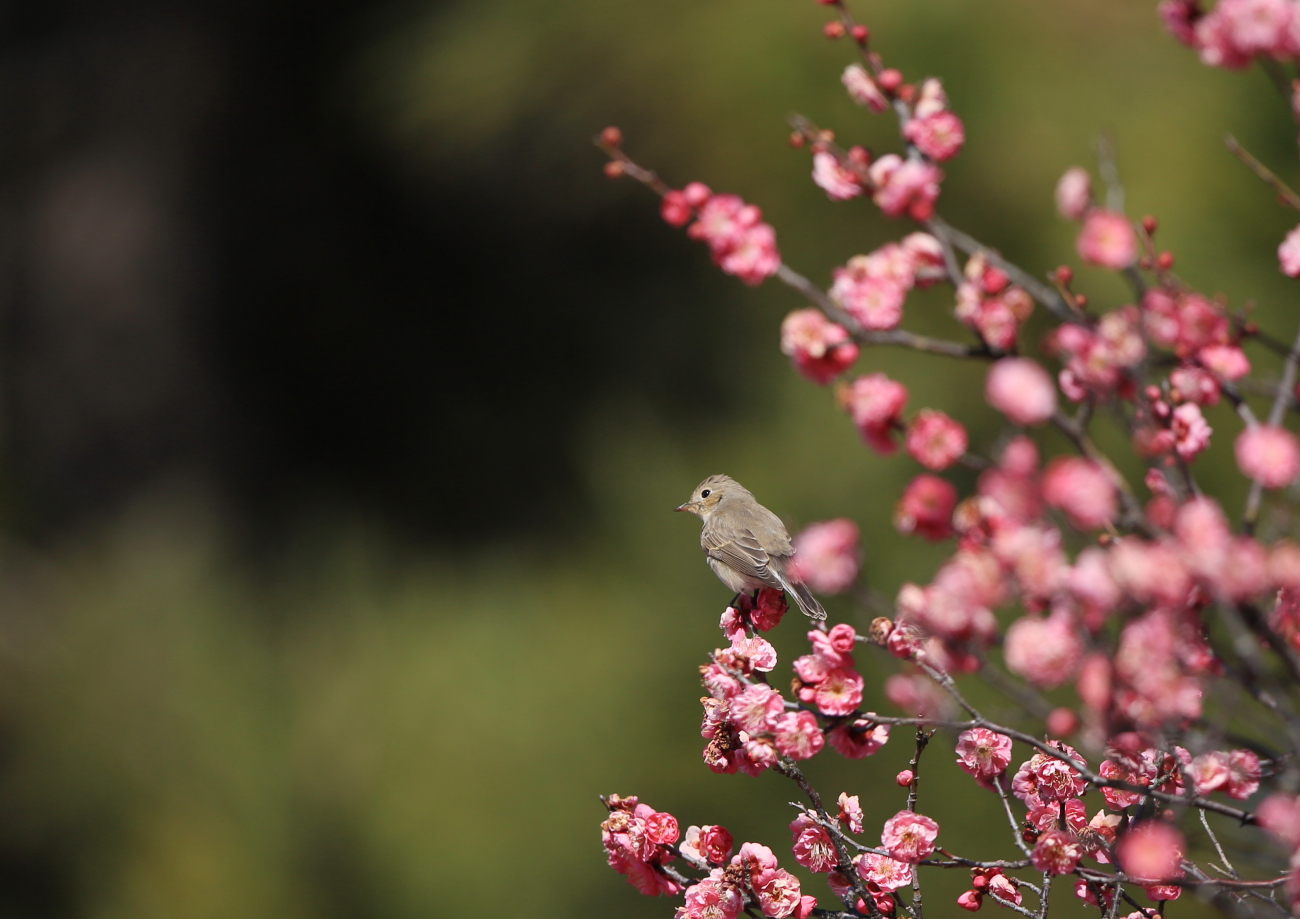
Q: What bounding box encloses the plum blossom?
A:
[880,810,940,863]
[955,727,1013,780]
[894,474,957,540]
[1235,425,1300,488]
[842,373,908,452]
[855,852,915,891]
[842,63,888,111]
[680,825,735,866]
[790,813,838,872]
[676,872,742,919]
[869,154,942,221]
[780,309,858,385]
[1055,167,1091,220]
[812,151,864,201]
[1042,458,1117,530]
[985,358,1057,425]
[1281,224,1300,277]
[687,193,781,285]
[1003,611,1083,688]
[828,717,891,759]
[904,111,965,161]
[774,710,824,760]
[790,519,861,593]
[1077,209,1137,269]
[1116,821,1185,884]
[1031,830,1082,875]
[906,409,967,470]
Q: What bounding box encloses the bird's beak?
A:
[674,502,693,513]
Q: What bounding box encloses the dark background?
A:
[0,1,1291,917]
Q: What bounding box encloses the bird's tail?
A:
[776,571,826,620]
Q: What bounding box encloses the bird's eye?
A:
[701,489,711,498]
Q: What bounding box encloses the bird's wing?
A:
[702,526,781,587]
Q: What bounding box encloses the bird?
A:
[675,474,826,621]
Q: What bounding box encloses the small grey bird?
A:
[675,474,826,621]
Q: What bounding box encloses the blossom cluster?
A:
[660,182,780,285]
[597,1,1300,917]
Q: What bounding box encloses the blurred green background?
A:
[0,0,1295,916]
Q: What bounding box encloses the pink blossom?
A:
[1042,458,1117,530]
[677,873,742,919]
[1113,607,1205,726]
[842,373,908,452]
[832,272,906,331]
[987,871,1022,907]
[681,825,735,866]
[812,151,864,201]
[728,684,784,734]
[993,523,1069,602]
[729,633,777,672]
[1116,821,1184,883]
[1055,167,1092,220]
[906,409,967,470]
[779,309,858,385]
[842,64,888,112]
[880,810,940,863]
[913,78,949,119]
[790,519,861,593]
[1077,209,1137,269]
[1048,310,1145,400]
[1226,748,1262,799]
[837,793,864,834]
[774,711,824,760]
[687,194,781,285]
[1194,4,1254,68]
[985,358,1057,425]
[955,727,1014,779]
[1281,225,1300,277]
[1171,401,1212,460]
[855,852,915,891]
[956,889,982,911]
[1199,343,1251,380]
[752,867,802,918]
[1217,0,1295,55]
[902,232,946,286]
[813,667,865,717]
[661,190,693,227]
[717,222,781,285]
[646,811,680,845]
[828,718,891,759]
[870,154,943,221]
[1160,0,1200,45]
[998,610,1081,681]
[904,111,965,162]
[1236,425,1300,488]
[790,814,837,872]
[1012,742,1088,805]
[1032,830,1082,875]
[894,474,956,540]
[1257,793,1300,850]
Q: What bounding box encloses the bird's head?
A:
[675,474,741,520]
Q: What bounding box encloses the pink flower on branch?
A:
[880,810,940,863]
[841,372,908,452]
[955,727,1013,780]
[906,409,968,470]
[686,193,781,285]
[894,474,957,540]
[779,309,859,385]
[1055,167,1092,220]
[790,518,861,593]
[904,111,966,162]
[1077,209,1137,269]
[1235,424,1300,488]
[985,357,1057,425]
[812,151,864,201]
